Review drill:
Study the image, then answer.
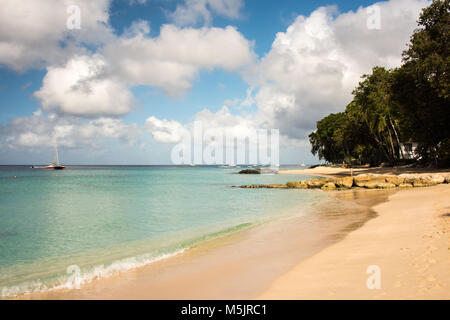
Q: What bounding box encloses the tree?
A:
[309,1,449,167]
[351,67,403,163]
[392,0,450,165]
[309,112,349,163]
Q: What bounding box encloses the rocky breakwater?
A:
[240,173,450,191]
[238,169,261,174]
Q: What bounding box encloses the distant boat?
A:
[44,140,66,170]
[219,164,236,170]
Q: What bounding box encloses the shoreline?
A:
[11,168,450,299]
[14,188,388,299]
[279,165,450,178]
[259,184,450,299]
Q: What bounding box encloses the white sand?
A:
[259,184,450,299]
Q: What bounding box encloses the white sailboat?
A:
[44,139,66,170]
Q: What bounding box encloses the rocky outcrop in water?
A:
[286,181,307,189]
[241,183,286,189]
[238,169,261,174]
[239,173,450,191]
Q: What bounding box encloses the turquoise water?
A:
[0,166,323,297]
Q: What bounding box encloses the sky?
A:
[0,0,430,165]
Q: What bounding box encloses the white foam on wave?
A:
[1,248,186,298]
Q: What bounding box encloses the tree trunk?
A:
[387,127,396,162]
[388,114,404,159]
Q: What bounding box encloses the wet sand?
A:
[280,166,450,178]
[259,184,450,299]
[16,190,392,299]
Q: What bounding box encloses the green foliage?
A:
[309,0,450,166]
[392,0,450,165]
[309,113,349,162]
[351,67,403,162]
[310,67,400,165]
[402,0,449,99]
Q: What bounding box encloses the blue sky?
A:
[0,0,429,164]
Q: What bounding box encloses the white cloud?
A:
[144,106,285,150]
[31,22,254,117]
[223,87,255,108]
[169,0,243,26]
[0,0,431,163]
[149,0,429,148]
[1,111,139,149]
[0,0,113,71]
[246,0,430,140]
[194,106,253,134]
[122,20,151,38]
[1,0,254,117]
[104,24,255,97]
[240,87,255,107]
[145,116,186,143]
[144,106,255,144]
[34,55,134,117]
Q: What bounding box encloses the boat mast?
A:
[54,137,60,166]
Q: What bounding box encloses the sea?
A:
[0,165,325,298]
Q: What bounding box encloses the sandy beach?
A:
[279,165,450,178]
[260,183,450,299]
[12,167,450,300]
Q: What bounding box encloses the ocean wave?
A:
[1,222,254,298]
[0,249,185,298]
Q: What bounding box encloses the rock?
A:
[240,172,447,192]
[364,181,381,189]
[412,178,425,187]
[385,175,405,186]
[377,182,396,189]
[399,183,413,188]
[333,177,354,188]
[399,174,415,184]
[421,176,438,186]
[354,174,386,188]
[430,174,445,184]
[241,184,286,189]
[238,169,261,174]
[306,178,330,188]
[412,177,437,187]
[321,182,336,191]
[266,184,287,189]
[353,174,370,186]
[286,181,307,189]
[444,175,450,184]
